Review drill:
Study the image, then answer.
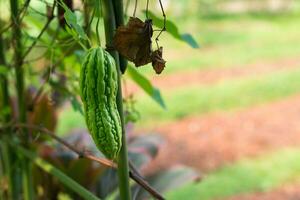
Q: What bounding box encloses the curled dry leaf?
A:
[113,17,167,74]
[152,47,166,74]
[113,17,153,67]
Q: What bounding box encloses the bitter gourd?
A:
[80,47,122,159]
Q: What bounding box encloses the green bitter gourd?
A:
[80,47,122,159]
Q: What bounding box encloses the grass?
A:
[166,148,300,200]
[136,68,300,125]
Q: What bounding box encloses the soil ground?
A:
[137,57,300,199]
[143,94,300,173]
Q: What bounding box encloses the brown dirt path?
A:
[142,94,300,173]
[126,57,300,94]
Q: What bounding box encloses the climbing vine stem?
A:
[102,0,132,199]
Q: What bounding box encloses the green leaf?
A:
[181,33,200,48]
[95,168,119,198]
[70,96,84,115]
[13,144,101,200]
[60,1,88,41]
[0,65,9,75]
[133,166,200,199]
[0,106,11,118]
[146,11,200,49]
[126,65,166,109]
[128,134,163,169]
[146,167,200,191]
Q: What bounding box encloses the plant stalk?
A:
[9,0,34,199]
[0,37,10,123]
[13,143,101,200]
[0,29,20,200]
[0,140,20,200]
[83,0,91,37]
[112,0,127,74]
[102,0,131,199]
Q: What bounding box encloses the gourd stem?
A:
[9,0,34,199]
[102,0,132,200]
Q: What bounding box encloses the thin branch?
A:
[27,41,78,110]
[3,123,117,168]
[23,51,48,63]
[26,28,61,111]
[29,6,49,17]
[155,0,166,49]
[133,0,137,17]
[22,1,56,61]
[129,161,144,179]
[27,67,51,111]
[128,161,165,200]
[19,0,32,19]
[0,23,14,35]
[23,25,60,64]
[129,171,164,200]
[0,0,31,34]
[0,123,165,200]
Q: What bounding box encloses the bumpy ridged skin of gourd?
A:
[80,47,122,159]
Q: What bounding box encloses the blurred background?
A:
[56,0,300,199]
[2,0,300,199]
[138,0,300,199]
